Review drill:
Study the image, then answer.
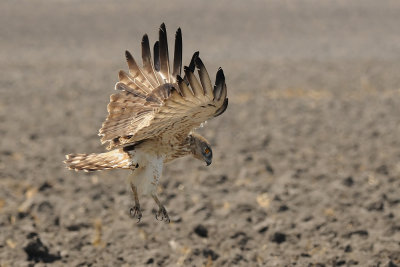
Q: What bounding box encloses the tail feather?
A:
[64,149,131,172]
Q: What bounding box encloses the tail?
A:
[64,149,131,172]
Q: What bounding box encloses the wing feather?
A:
[153,41,160,72]
[214,98,228,117]
[172,28,182,79]
[125,50,153,93]
[115,77,148,98]
[195,57,213,98]
[177,75,195,100]
[184,51,199,85]
[184,66,204,98]
[141,34,161,87]
[159,23,170,83]
[99,24,228,150]
[213,68,225,101]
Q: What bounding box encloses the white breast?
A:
[128,152,164,196]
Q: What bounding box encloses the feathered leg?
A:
[129,182,142,222]
[152,193,170,223]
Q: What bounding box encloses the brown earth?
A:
[1,0,400,266]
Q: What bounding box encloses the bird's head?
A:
[188,133,213,166]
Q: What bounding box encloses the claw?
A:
[130,205,142,223]
[155,206,170,223]
[152,194,170,223]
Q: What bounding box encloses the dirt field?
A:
[1,0,400,266]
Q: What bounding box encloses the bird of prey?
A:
[64,23,228,223]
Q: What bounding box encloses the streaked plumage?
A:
[64,24,228,222]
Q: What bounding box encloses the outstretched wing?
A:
[133,58,228,141]
[99,24,228,149]
[99,23,182,147]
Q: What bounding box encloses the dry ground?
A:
[1,0,400,266]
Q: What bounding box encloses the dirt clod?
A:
[194,225,208,238]
[23,234,61,263]
[271,232,286,244]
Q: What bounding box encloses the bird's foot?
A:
[129,205,142,223]
[155,205,170,223]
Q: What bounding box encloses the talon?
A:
[152,194,170,224]
[155,206,170,223]
[130,205,142,223]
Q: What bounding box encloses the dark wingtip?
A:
[194,56,204,69]
[154,41,160,50]
[142,34,149,43]
[153,41,160,71]
[216,67,225,82]
[188,51,199,72]
[177,75,184,83]
[160,23,166,30]
[213,68,225,100]
[172,27,183,77]
[125,50,133,61]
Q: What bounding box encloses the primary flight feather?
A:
[64,23,228,223]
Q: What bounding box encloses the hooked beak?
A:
[206,159,212,166]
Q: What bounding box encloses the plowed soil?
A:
[1,1,400,266]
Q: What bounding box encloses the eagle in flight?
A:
[64,24,228,223]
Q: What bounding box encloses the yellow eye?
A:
[205,148,210,154]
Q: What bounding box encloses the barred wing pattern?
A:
[128,60,228,144]
[65,149,131,171]
[99,24,228,149]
